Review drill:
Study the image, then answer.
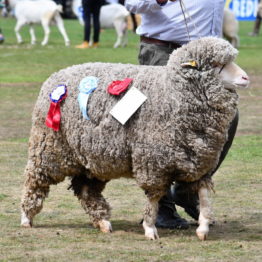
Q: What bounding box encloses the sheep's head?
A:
[167,37,249,90]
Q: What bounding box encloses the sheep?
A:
[8,0,70,46]
[223,8,239,48]
[21,37,249,241]
[72,0,129,48]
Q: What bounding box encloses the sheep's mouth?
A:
[224,86,236,92]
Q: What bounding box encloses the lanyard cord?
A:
[179,0,201,42]
[219,64,226,74]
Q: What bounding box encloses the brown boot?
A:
[75,41,90,49]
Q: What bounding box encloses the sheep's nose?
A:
[242,76,249,81]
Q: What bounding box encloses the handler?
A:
[76,0,103,48]
[125,0,239,229]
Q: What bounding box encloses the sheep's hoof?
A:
[21,211,32,228]
[21,222,32,228]
[196,228,208,241]
[143,221,159,240]
[94,219,112,233]
[65,41,70,47]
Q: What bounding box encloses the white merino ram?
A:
[72,0,129,48]
[8,0,70,46]
[21,37,249,241]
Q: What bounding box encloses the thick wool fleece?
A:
[22,37,238,220]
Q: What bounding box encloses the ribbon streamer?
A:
[78,76,99,120]
[107,78,133,95]
[45,85,67,131]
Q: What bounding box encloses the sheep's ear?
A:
[181,60,198,69]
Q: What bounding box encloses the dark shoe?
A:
[155,194,189,229]
[173,184,200,221]
[155,210,189,229]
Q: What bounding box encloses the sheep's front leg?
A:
[143,197,159,240]
[196,187,212,240]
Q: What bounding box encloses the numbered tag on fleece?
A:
[110,87,147,125]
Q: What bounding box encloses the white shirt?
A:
[125,0,225,45]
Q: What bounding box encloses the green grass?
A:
[0,17,140,83]
[0,16,261,262]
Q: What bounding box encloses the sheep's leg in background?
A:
[15,19,26,44]
[196,187,212,240]
[69,174,112,233]
[113,18,126,48]
[53,14,70,46]
[232,36,239,48]
[121,20,128,47]
[21,165,54,227]
[41,16,51,45]
[29,25,36,45]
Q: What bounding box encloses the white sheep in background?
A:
[72,0,129,48]
[8,0,70,46]
[223,8,239,48]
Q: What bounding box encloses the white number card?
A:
[110,87,147,125]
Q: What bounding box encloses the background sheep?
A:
[8,0,70,46]
[72,0,129,48]
[223,8,239,48]
[21,37,249,241]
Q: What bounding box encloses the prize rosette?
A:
[45,84,67,131]
[107,78,133,95]
[78,76,99,120]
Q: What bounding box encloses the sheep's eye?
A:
[211,62,222,68]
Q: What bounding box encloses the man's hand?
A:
[156,0,177,4]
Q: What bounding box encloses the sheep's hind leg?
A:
[69,174,112,233]
[41,18,51,46]
[196,187,212,240]
[21,166,55,227]
[54,14,70,46]
[29,25,36,45]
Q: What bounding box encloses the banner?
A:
[226,0,259,20]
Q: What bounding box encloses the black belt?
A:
[140,36,181,49]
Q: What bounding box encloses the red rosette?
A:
[107,78,133,95]
[45,85,67,131]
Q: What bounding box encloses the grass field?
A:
[0,16,262,262]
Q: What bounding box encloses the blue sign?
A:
[226,0,259,20]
